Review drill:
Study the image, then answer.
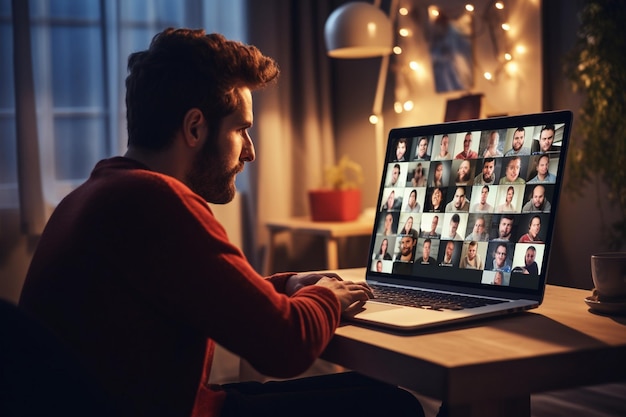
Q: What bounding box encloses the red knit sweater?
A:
[19,157,341,417]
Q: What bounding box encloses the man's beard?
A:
[186,139,243,204]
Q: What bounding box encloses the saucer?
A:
[584,294,626,315]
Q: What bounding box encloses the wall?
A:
[331,0,543,211]
[542,0,621,289]
[326,0,619,288]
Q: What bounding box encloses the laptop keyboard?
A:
[370,284,507,311]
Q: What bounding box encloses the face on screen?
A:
[373,120,566,292]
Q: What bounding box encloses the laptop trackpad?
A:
[343,300,403,317]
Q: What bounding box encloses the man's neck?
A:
[125,143,188,182]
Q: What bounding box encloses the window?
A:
[0,0,245,209]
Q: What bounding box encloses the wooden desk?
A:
[264,216,373,274]
[321,268,626,417]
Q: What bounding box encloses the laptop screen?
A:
[367,111,572,296]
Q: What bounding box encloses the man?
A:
[522,246,539,275]
[445,186,470,212]
[455,132,478,159]
[473,157,496,185]
[505,127,529,156]
[421,215,441,238]
[440,241,455,266]
[465,216,489,241]
[535,124,559,154]
[460,241,483,269]
[518,215,543,243]
[482,131,502,157]
[472,185,493,213]
[498,156,526,185]
[420,238,437,265]
[454,160,472,185]
[410,163,427,186]
[396,234,417,262]
[445,213,463,240]
[528,154,557,183]
[375,260,384,272]
[492,215,514,241]
[414,136,431,160]
[522,184,552,213]
[394,137,408,161]
[491,243,512,272]
[388,163,402,186]
[433,134,450,160]
[18,29,423,417]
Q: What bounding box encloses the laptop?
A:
[343,110,573,331]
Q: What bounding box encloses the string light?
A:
[390,0,524,115]
[369,114,379,125]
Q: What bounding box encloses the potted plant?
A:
[563,0,626,249]
[308,155,364,222]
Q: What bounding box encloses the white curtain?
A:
[4,0,338,273]
[4,0,246,236]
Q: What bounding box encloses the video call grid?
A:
[371,124,563,290]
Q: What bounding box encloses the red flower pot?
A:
[308,189,361,222]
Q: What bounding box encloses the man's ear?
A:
[182,108,207,148]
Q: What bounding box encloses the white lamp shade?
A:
[324,2,393,58]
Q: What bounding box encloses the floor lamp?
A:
[324,0,396,178]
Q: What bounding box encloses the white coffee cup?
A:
[591,252,626,301]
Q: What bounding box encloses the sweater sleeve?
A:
[113,175,341,378]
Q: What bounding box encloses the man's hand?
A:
[285,272,342,296]
[285,272,373,311]
[314,278,373,311]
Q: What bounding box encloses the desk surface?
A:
[321,268,626,416]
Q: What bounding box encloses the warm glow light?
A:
[484,72,493,80]
[399,28,410,37]
[393,46,403,54]
[369,114,379,125]
[403,101,414,111]
[506,61,519,74]
[394,102,403,113]
[515,44,527,54]
[501,23,511,31]
[431,8,439,17]
[399,7,409,16]
[495,2,504,9]
[504,53,512,61]
[409,61,419,71]
[465,4,475,12]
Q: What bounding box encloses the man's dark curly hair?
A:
[125,28,279,151]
